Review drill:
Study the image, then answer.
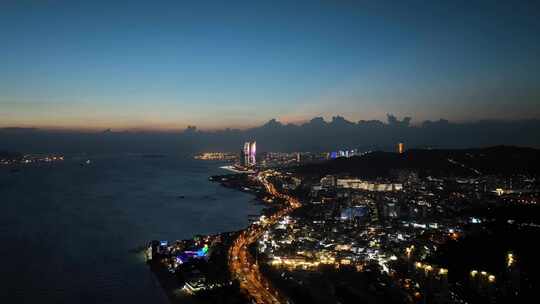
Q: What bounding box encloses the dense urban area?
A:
[146,143,539,304]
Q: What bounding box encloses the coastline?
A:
[219,165,255,174]
[145,231,245,304]
[145,169,271,304]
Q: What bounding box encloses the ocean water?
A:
[0,154,260,303]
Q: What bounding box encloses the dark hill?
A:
[293,146,540,178]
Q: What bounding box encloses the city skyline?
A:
[3,2,540,304]
[2,0,540,131]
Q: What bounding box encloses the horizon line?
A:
[1,115,540,133]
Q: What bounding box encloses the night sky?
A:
[1,0,539,130]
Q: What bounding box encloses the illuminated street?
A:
[228,173,300,304]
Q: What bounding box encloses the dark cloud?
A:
[0,114,540,152]
[1,115,539,153]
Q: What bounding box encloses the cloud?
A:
[1,115,539,153]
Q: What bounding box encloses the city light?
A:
[507,252,515,267]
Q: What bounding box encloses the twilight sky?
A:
[1,0,539,130]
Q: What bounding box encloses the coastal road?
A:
[228,174,300,304]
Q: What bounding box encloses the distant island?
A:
[0,151,64,166]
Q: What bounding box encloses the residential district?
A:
[147,143,539,304]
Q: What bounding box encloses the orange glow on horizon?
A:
[0,119,266,133]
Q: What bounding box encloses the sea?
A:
[0,154,261,303]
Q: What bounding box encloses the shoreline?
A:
[145,231,244,304]
[219,165,255,174]
[145,170,273,304]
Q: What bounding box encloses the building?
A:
[242,141,257,166]
[382,201,399,218]
[336,178,403,192]
[249,141,256,165]
[340,205,369,221]
[320,175,337,188]
[329,149,359,159]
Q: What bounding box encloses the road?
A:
[228,174,301,304]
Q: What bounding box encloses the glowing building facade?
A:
[398,142,405,154]
[242,141,257,166]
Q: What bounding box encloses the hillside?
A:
[293,146,540,178]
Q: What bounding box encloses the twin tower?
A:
[241,141,257,167]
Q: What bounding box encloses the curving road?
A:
[228,174,301,304]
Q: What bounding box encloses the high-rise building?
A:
[249,141,256,165]
[398,142,405,154]
[242,141,257,166]
[239,148,246,166]
[243,142,250,160]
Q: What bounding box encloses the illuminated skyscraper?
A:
[249,141,256,165]
[243,142,250,166]
[239,148,246,166]
[398,142,404,154]
[242,141,257,166]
